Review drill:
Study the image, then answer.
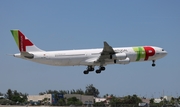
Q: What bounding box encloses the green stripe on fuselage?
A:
[137,47,141,61]
[133,47,145,61]
[140,47,145,60]
[11,30,19,47]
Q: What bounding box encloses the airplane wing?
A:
[101,41,115,55]
[96,41,116,64]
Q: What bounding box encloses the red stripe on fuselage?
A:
[18,30,33,52]
[144,46,155,60]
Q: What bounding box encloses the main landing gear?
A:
[83,66,105,74]
[152,60,156,67]
[95,66,105,74]
[83,66,94,74]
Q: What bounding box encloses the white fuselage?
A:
[14,46,167,66]
[10,29,168,74]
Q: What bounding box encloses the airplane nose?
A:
[162,51,167,57]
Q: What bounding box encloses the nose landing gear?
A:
[152,60,156,67]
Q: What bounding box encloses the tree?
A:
[69,89,84,94]
[75,89,84,95]
[103,94,109,98]
[109,96,121,106]
[59,90,68,94]
[5,89,28,104]
[169,97,175,105]
[39,92,46,95]
[121,95,142,105]
[160,96,163,101]
[85,84,99,97]
[0,92,3,96]
[178,96,180,103]
[6,89,13,100]
[67,97,83,106]
[94,101,105,106]
[0,99,15,105]
[131,94,142,104]
[57,98,66,106]
[150,98,154,104]
[70,89,76,94]
[42,98,49,105]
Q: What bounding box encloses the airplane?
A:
[10,29,167,74]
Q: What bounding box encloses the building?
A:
[154,98,162,103]
[0,96,5,99]
[163,96,172,101]
[141,98,150,104]
[27,94,52,105]
[139,102,149,107]
[154,96,172,103]
[94,97,106,103]
[27,94,94,105]
[64,94,94,105]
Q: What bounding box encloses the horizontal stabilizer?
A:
[21,52,34,59]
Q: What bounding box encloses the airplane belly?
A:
[45,54,71,66]
[30,57,70,66]
[69,58,84,66]
[30,58,56,66]
[49,58,70,66]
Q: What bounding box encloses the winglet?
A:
[10,30,44,52]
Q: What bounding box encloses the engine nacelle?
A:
[110,53,127,60]
[114,57,130,64]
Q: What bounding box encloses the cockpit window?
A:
[162,49,164,51]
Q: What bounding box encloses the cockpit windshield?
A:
[162,49,164,51]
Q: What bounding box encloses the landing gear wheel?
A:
[152,60,156,67]
[100,67,105,71]
[96,70,101,74]
[83,70,89,74]
[152,64,156,67]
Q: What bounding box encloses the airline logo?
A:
[11,30,33,52]
[133,46,155,61]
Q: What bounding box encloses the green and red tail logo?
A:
[133,46,155,61]
[11,30,33,52]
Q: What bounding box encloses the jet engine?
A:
[114,57,130,64]
[110,53,127,60]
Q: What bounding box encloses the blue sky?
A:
[1,1,180,98]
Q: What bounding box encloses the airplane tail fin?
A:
[10,30,44,52]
